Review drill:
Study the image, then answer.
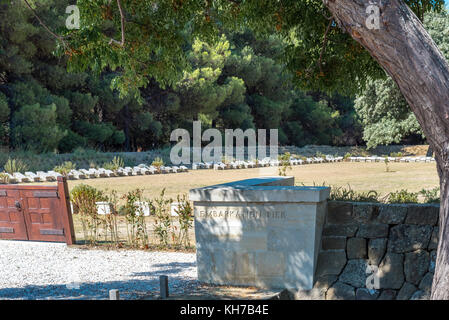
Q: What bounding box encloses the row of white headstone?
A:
[192,156,345,170]
[2,154,436,184]
[2,164,189,184]
[348,156,435,163]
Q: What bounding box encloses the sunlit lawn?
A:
[27,161,438,244]
[58,161,439,200]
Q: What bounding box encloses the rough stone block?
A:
[410,290,429,300]
[327,202,353,224]
[397,282,418,300]
[323,224,358,237]
[315,250,347,277]
[377,289,397,300]
[352,203,374,223]
[378,253,405,289]
[388,224,433,253]
[339,259,370,288]
[428,227,439,250]
[356,288,379,300]
[357,223,389,238]
[347,238,367,259]
[429,250,437,273]
[404,250,430,285]
[326,282,355,300]
[375,204,407,224]
[405,205,439,226]
[293,275,337,300]
[419,272,434,294]
[368,238,387,266]
[321,236,346,250]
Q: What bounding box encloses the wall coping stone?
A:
[190,176,331,203]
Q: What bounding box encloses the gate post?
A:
[57,176,76,245]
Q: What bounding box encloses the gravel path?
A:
[0,240,198,300]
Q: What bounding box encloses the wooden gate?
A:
[0,177,75,244]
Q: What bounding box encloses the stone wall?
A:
[297,201,439,300]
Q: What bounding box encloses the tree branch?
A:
[109,0,126,47]
[22,0,68,49]
[318,19,333,73]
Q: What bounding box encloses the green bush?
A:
[152,157,164,171]
[70,184,106,245]
[54,161,77,176]
[3,158,28,174]
[387,189,419,204]
[103,156,124,171]
[278,152,292,176]
[0,172,10,184]
[330,185,380,202]
[419,187,440,204]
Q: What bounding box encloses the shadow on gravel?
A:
[0,277,199,300]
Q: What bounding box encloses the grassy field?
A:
[26,161,439,245]
[28,161,439,199]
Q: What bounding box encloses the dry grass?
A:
[24,161,439,245]
[27,161,439,199]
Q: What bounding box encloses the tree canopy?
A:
[64,0,445,98]
[354,10,449,149]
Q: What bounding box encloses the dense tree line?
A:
[0,0,363,153]
[1,2,446,154]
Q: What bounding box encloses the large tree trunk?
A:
[323,0,449,299]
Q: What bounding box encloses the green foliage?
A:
[390,152,403,157]
[3,158,28,174]
[2,1,446,155]
[173,194,194,249]
[122,189,148,248]
[355,10,449,148]
[278,152,292,176]
[0,172,10,184]
[419,187,440,204]
[330,186,380,203]
[70,184,106,245]
[103,156,124,171]
[152,157,164,170]
[11,103,64,153]
[387,190,419,204]
[53,161,77,177]
[153,188,173,247]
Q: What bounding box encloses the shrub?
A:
[173,194,194,248]
[153,188,173,247]
[390,152,403,157]
[278,152,292,176]
[419,187,440,204]
[330,185,380,202]
[0,172,10,184]
[387,189,419,204]
[70,184,106,245]
[122,189,148,248]
[152,157,164,172]
[54,161,77,177]
[103,156,124,171]
[343,153,352,161]
[3,158,28,174]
